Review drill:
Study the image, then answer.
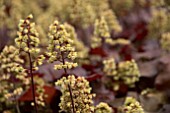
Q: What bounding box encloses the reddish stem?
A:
[28,52,38,113]
[61,51,76,113]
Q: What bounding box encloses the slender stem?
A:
[16,100,21,113]
[28,52,38,113]
[61,52,76,113]
[68,85,75,113]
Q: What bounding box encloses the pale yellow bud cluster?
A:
[91,17,110,48]
[0,46,23,66]
[94,17,110,39]
[0,46,29,103]
[106,38,130,46]
[68,51,78,60]
[69,0,95,28]
[34,76,47,107]
[3,0,53,44]
[160,32,170,51]
[33,55,45,68]
[103,58,119,91]
[117,60,140,87]
[64,23,89,60]
[148,9,169,38]
[15,14,40,54]
[95,102,113,113]
[91,17,126,48]
[102,10,122,33]
[122,97,144,113]
[36,94,45,107]
[103,58,140,90]
[0,46,29,84]
[90,0,122,33]
[47,20,78,70]
[103,58,117,76]
[55,75,95,113]
[4,87,23,99]
[91,36,102,48]
[63,23,77,41]
[141,88,154,95]
[12,65,29,85]
[54,62,78,70]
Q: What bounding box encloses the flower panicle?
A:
[95,102,113,113]
[122,97,144,113]
[15,14,40,54]
[103,58,140,90]
[46,20,78,70]
[55,75,95,113]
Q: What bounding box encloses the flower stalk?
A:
[28,52,38,113]
[15,14,42,113]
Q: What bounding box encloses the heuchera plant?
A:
[3,0,170,112]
